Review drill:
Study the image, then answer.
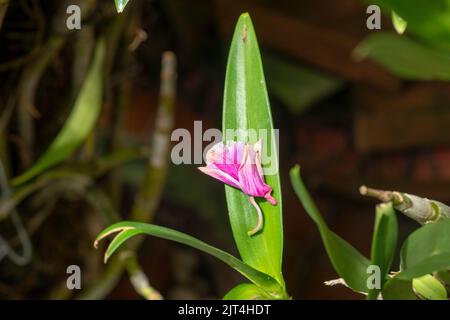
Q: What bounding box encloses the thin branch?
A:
[81,51,177,300]
[0,147,147,221]
[0,160,32,265]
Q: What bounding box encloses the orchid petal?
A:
[198,166,241,189]
[199,140,276,207]
[238,145,273,198]
[205,141,244,180]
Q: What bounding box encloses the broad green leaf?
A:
[12,39,105,186]
[114,0,130,13]
[222,13,284,287]
[382,277,416,300]
[289,165,371,293]
[392,11,407,35]
[412,275,447,300]
[95,221,286,298]
[367,202,398,300]
[354,32,450,81]
[370,0,450,52]
[398,218,450,279]
[223,283,273,300]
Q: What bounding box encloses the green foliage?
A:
[398,218,450,279]
[412,275,448,300]
[367,203,398,299]
[95,14,288,300]
[381,277,416,300]
[371,0,450,52]
[222,13,284,288]
[94,221,286,298]
[12,39,106,186]
[358,1,450,81]
[292,164,450,299]
[223,283,273,300]
[289,165,371,294]
[355,32,450,81]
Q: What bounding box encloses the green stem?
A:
[360,186,450,224]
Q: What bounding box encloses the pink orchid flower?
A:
[198,140,277,236]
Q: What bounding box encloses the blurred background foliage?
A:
[1,0,450,299]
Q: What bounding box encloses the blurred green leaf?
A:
[412,274,448,300]
[371,0,450,52]
[222,13,284,288]
[367,202,398,300]
[12,39,105,186]
[95,221,286,298]
[355,32,450,81]
[223,283,273,300]
[114,0,130,13]
[392,11,407,34]
[263,53,343,115]
[397,219,450,279]
[165,164,228,228]
[289,165,371,294]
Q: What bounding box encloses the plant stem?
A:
[360,185,450,224]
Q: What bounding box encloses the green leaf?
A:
[412,274,448,300]
[114,0,130,13]
[367,202,398,300]
[392,11,407,35]
[354,32,450,81]
[290,165,371,294]
[263,53,343,115]
[95,221,286,298]
[382,277,416,300]
[12,39,105,186]
[223,283,273,300]
[370,0,450,52]
[222,13,284,287]
[397,218,450,279]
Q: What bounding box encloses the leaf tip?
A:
[237,13,251,43]
[115,5,125,13]
[392,11,407,35]
[290,164,301,177]
[239,12,251,20]
[93,235,105,249]
[93,232,109,249]
[114,0,129,13]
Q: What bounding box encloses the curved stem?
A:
[248,196,263,236]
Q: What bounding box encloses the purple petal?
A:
[198,166,241,189]
[237,145,273,198]
[205,141,244,180]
